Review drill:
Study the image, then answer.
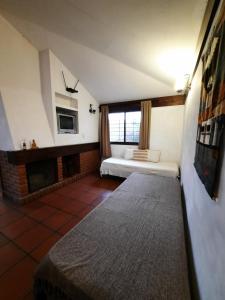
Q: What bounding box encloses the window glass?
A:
[109,111,141,144]
[109,113,124,142]
[125,111,141,143]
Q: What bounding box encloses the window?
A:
[109,111,141,144]
[109,113,124,143]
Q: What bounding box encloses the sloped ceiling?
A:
[0,0,207,103]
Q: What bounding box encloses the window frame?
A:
[109,111,141,145]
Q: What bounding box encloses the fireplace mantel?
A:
[7,142,99,165]
[0,142,100,203]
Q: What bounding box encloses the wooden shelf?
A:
[7,142,100,165]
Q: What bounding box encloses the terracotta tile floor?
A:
[0,173,123,300]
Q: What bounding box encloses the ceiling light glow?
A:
[157,48,195,80]
[175,74,190,93]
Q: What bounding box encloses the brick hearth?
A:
[0,151,28,200]
[0,144,100,204]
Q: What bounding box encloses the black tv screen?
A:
[59,115,74,130]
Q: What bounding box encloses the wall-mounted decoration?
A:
[89,104,96,114]
[62,71,79,93]
[194,5,225,200]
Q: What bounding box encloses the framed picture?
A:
[194,4,225,199]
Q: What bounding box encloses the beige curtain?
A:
[139,100,152,149]
[100,105,112,158]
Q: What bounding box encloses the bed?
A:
[34,173,190,300]
[100,157,179,178]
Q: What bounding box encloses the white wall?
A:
[181,56,225,299]
[111,105,184,164]
[0,14,54,150]
[49,51,99,146]
[0,93,14,150]
[0,15,99,150]
[151,105,184,163]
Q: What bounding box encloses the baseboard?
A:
[181,186,200,300]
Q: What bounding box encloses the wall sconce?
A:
[89,104,96,114]
[175,74,190,94]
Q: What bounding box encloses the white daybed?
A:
[100,157,179,179]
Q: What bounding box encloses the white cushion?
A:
[124,148,134,160]
[132,149,149,161]
[148,150,161,163]
[124,148,161,162]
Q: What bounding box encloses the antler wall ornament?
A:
[62,71,79,93]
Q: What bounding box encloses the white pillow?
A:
[124,148,134,160]
[148,150,161,163]
[132,149,149,161]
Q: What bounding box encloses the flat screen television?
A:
[57,113,77,134]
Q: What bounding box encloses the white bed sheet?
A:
[100,157,179,178]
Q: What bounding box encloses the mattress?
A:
[34,173,190,300]
[100,157,179,178]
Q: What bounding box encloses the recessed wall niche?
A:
[56,106,78,134]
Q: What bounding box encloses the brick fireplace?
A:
[0,143,100,204]
[26,159,58,193]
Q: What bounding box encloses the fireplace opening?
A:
[62,154,80,178]
[26,159,58,193]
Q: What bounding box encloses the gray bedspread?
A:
[34,173,191,300]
